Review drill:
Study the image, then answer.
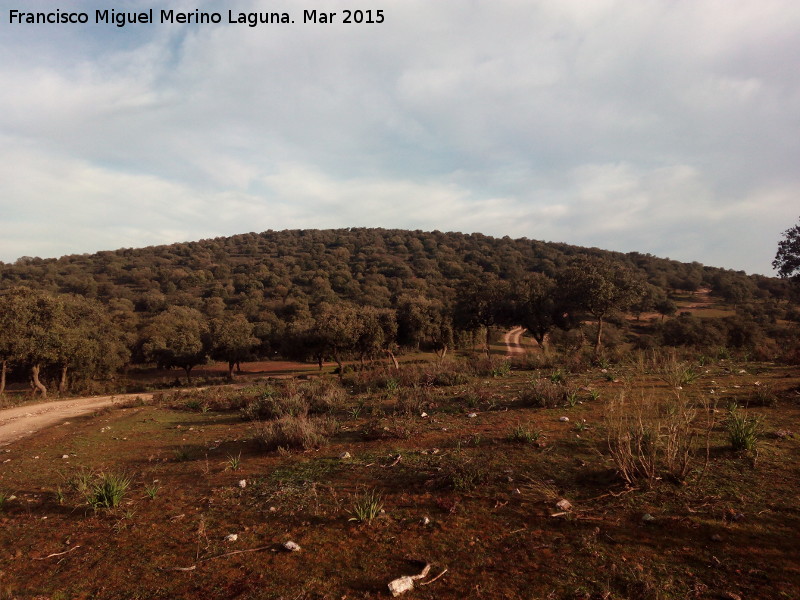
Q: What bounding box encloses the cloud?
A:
[0,0,798,274]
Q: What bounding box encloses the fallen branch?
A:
[160,545,272,572]
[419,568,448,586]
[583,487,637,503]
[382,454,402,468]
[33,545,81,561]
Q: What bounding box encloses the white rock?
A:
[559,416,569,422]
[388,576,415,597]
[642,513,655,523]
[224,534,238,542]
[467,412,478,418]
[339,452,351,460]
[421,516,431,525]
[61,455,69,460]
[283,540,301,552]
[238,479,247,488]
[556,499,572,511]
[420,412,428,418]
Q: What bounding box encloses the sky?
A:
[0,0,798,275]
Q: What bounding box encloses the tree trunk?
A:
[0,360,6,394]
[485,327,491,357]
[317,354,323,370]
[594,317,604,355]
[435,344,448,362]
[532,331,545,348]
[228,361,235,380]
[385,349,399,371]
[184,366,193,384]
[59,365,68,394]
[333,352,344,378]
[31,364,47,398]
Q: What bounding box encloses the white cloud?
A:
[0,0,798,274]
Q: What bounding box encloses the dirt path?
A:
[503,326,526,357]
[0,392,154,447]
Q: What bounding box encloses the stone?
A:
[559,416,569,422]
[556,499,572,511]
[224,534,238,542]
[339,452,351,460]
[283,540,301,552]
[238,479,247,488]
[388,576,415,596]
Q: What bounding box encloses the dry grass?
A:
[605,388,713,485]
[254,415,338,451]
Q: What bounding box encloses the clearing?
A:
[0,353,798,599]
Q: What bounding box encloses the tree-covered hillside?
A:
[0,228,796,395]
[1,228,790,308]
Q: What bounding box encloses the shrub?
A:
[255,415,338,451]
[298,377,348,413]
[749,385,778,408]
[606,390,709,485]
[520,379,577,409]
[144,482,160,499]
[393,387,431,416]
[242,391,308,421]
[646,349,701,389]
[727,405,760,451]
[88,472,131,509]
[361,417,417,441]
[466,356,511,378]
[348,489,384,523]
[510,352,544,371]
[507,425,542,444]
[436,455,491,492]
[173,447,192,461]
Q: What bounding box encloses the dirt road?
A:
[0,393,153,447]
[503,326,526,356]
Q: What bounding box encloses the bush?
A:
[241,378,347,421]
[605,390,709,485]
[507,425,542,444]
[242,392,309,420]
[749,385,778,408]
[727,405,760,451]
[436,454,491,492]
[255,415,337,451]
[88,472,131,509]
[348,489,384,524]
[660,314,726,348]
[519,379,577,409]
[392,387,431,416]
[466,356,511,378]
